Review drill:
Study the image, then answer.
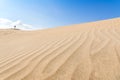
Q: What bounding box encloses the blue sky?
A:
[0,0,120,30]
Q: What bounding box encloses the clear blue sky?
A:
[0,0,120,29]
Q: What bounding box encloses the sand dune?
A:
[0,18,120,80]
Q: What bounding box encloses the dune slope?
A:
[0,18,120,80]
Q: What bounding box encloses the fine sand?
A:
[0,18,120,80]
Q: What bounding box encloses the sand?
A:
[0,18,120,80]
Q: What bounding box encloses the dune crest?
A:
[0,18,120,80]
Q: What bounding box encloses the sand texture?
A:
[0,18,120,80]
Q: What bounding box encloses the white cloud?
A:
[0,18,34,30]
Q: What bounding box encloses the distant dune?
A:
[0,18,120,80]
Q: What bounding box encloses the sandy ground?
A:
[0,18,120,80]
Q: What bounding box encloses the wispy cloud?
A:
[0,18,34,30]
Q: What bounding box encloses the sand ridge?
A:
[0,18,120,80]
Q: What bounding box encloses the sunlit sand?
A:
[0,18,120,80]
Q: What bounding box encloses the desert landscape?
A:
[0,18,120,80]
